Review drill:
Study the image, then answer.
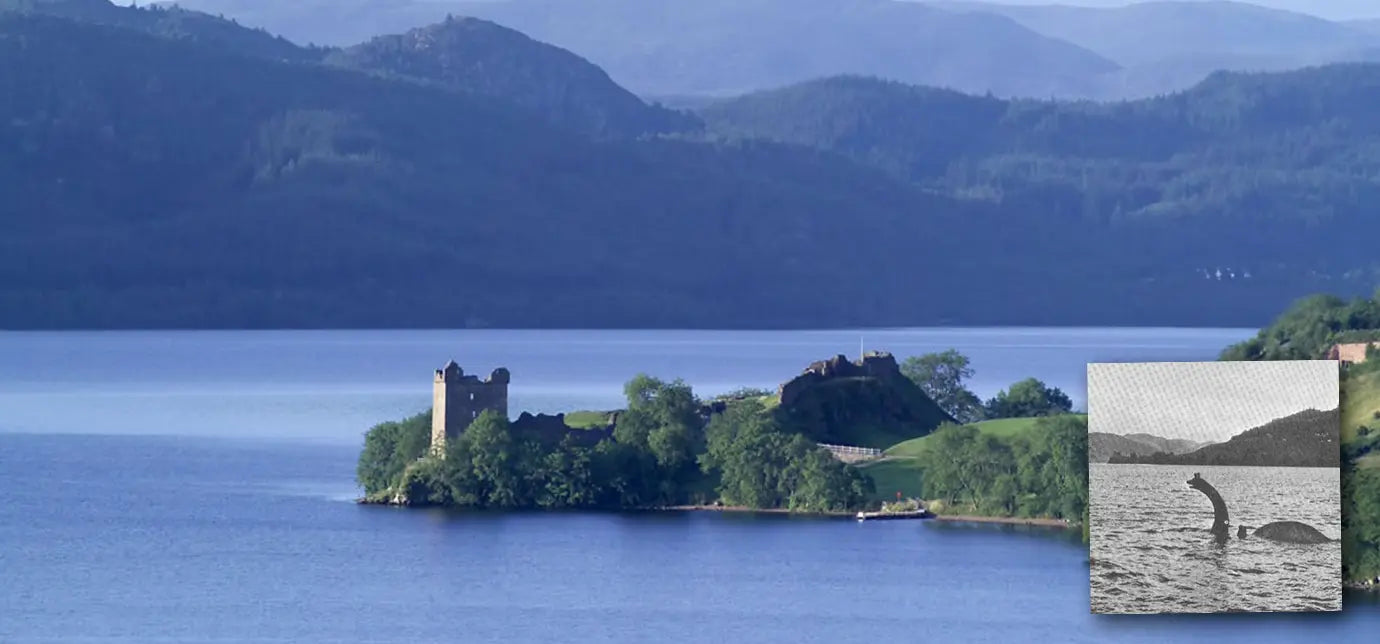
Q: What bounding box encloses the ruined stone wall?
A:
[512,412,613,447]
[431,362,511,451]
[779,352,901,407]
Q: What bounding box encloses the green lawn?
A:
[857,458,925,502]
[564,410,615,429]
[883,415,1083,459]
[863,415,1085,503]
[1342,369,1380,444]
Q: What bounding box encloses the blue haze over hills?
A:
[7,0,1380,330]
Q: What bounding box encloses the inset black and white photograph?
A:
[1088,361,1341,614]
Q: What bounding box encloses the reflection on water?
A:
[1091,464,1341,614]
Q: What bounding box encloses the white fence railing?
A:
[818,443,883,458]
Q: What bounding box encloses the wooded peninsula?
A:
[356,351,1090,528]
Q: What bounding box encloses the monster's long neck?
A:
[1194,480,1230,532]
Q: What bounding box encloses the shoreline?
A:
[655,504,855,518]
[364,497,1074,528]
[932,514,1071,528]
[356,498,858,517]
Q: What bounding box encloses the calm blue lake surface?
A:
[2,328,1378,642]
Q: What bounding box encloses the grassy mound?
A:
[884,416,1078,459]
[1342,368,1380,468]
[861,415,1087,503]
[563,410,616,429]
[1343,369,1380,444]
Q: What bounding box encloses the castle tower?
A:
[430,360,510,453]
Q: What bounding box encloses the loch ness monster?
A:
[1186,473,1332,545]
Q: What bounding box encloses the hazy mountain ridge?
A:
[4,0,311,59]
[167,0,1124,98]
[2,2,1379,329]
[1124,433,1211,455]
[1089,432,1209,463]
[324,17,701,138]
[1107,408,1341,467]
[1353,19,1380,34]
[696,69,1380,283]
[9,1,696,138]
[0,9,1025,330]
[933,1,1378,65]
[930,0,1380,97]
[163,0,1380,100]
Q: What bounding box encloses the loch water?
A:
[2,328,1378,643]
[1091,464,1343,614]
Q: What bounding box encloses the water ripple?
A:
[1090,464,1341,614]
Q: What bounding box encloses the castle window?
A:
[472,411,477,419]
[470,393,475,401]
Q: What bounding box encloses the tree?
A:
[985,378,1073,419]
[614,374,701,449]
[701,398,872,511]
[901,350,985,423]
[464,410,532,507]
[536,438,600,509]
[356,410,431,495]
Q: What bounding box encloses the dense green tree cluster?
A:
[901,350,1074,423]
[1220,293,1380,361]
[357,375,874,512]
[1343,466,1380,583]
[1216,292,1380,582]
[701,398,873,513]
[916,415,1089,520]
[356,410,433,496]
[984,378,1075,419]
[900,351,984,424]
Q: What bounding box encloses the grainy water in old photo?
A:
[1091,463,1341,614]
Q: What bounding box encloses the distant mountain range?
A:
[1089,433,1211,463]
[1105,408,1341,467]
[6,1,1380,329]
[164,0,1380,100]
[935,0,1380,97]
[323,17,700,139]
[697,71,1380,284]
[1350,18,1380,35]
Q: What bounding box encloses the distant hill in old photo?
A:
[1088,432,1211,463]
[1106,407,1341,468]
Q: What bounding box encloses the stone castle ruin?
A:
[771,351,954,446]
[431,360,510,451]
[428,352,943,457]
[778,351,909,407]
[430,360,612,453]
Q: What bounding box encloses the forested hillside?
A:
[700,70,1380,285]
[1,0,312,59]
[167,0,1123,98]
[325,17,699,138]
[0,11,1008,329]
[165,0,1380,101]
[1106,408,1341,467]
[2,2,1379,329]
